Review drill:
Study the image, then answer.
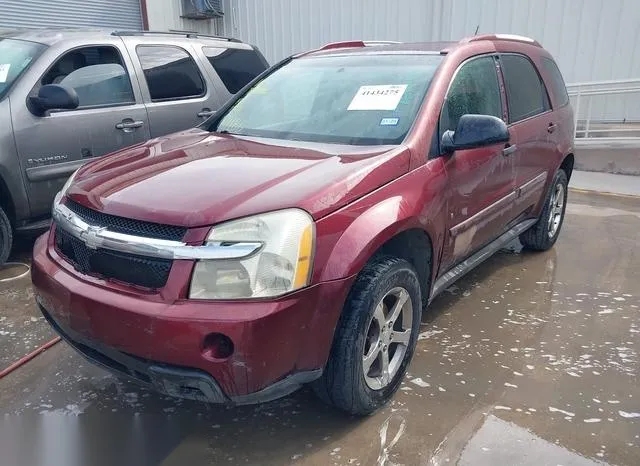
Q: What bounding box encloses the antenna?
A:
[474,25,480,35]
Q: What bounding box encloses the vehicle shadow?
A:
[7,232,41,264]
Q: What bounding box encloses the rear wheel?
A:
[0,206,12,266]
[520,170,568,251]
[312,256,422,415]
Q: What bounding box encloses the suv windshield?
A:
[0,38,46,100]
[215,54,442,145]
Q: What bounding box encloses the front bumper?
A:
[32,233,354,403]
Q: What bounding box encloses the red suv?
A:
[32,34,574,415]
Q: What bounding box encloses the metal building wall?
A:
[218,0,640,84]
[0,0,142,30]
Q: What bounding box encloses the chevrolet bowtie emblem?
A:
[83,225,106,250]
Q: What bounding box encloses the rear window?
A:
[500,54,551,123]
[541,57,569,108]
[136,45,206,101]
[203,46,268,94]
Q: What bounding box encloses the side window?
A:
[500,54,551,123]
[40,46,135,108]
[136,46,206,101]
[541,57,569,108]
[440,56,503,136]
[202,46,268,94]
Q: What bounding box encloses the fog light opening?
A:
[202,333,234,360]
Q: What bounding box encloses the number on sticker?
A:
[348,84,408,111]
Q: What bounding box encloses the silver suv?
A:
[0,28,268,264]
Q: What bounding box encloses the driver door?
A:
[10,42,149,220]
[439,55,517,272]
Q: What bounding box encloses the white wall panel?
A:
[214,0,640,85]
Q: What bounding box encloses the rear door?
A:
[439,55,517,271]
[124,39,224,138]
[10,41,150,219]
[499,53,557,218]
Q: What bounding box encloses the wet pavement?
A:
[0,190,638,466]
[0,237,55,370]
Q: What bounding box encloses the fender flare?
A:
[318,196,438,284]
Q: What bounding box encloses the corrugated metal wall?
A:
[0,0,142,30]
[217,0,640,84]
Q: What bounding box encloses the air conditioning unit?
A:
[181,0,224,19]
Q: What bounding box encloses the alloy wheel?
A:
[548,183,565,238]
[362,287,413,390]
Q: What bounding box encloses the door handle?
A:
[197,108,215,118]
[116,119,144,133]
[502,144,517,157]
[547,123,557,134]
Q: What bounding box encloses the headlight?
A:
[189,209,315,300]
[53,168,80,206]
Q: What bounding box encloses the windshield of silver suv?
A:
[215,54,443,145]
[0,38,47,100]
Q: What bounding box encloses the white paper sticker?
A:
[0,64,10,83]
[348,84,407,111]
[380,117,399,126]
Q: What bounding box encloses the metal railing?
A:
[567,78,640,142]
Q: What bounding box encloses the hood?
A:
[68,129,411,227]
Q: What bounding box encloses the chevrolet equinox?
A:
[32,34,574,415]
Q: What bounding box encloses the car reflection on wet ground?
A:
[0,191,638,466]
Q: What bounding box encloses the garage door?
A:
[0,0,142,30]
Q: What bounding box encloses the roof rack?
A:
[318,40,401,51]
[111,30,240,42]
[462,33,541,47]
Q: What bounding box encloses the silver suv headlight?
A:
[189,209,315,300]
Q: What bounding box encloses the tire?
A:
[0,206,12,266]
[520,170,568,251]
[313,255,422,415]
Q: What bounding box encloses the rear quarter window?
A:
[500,54,551,123]
[203,46,268,94]
[541,57,570,108]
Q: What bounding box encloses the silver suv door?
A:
[124,38,225,138]
[10,40,150,219]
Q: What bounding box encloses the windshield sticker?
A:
[380,118,399,126]
[0,64,10,83]
[348,84,407,111]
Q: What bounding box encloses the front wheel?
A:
[312,256,422,415]
[520,169,568,251]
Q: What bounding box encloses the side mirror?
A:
[441,114,510,153]
[28,84,79,116]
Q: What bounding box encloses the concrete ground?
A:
[0,190,639,466]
